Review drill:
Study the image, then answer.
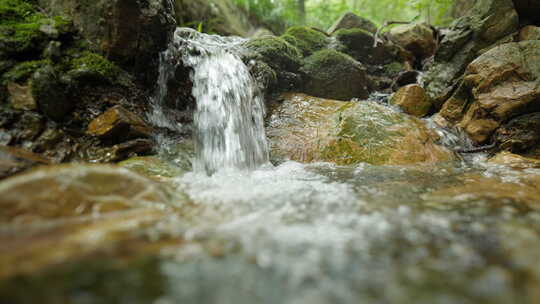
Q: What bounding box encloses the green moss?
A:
[301,49,369,100]
[384,62,404,74]
[281,26,328,56]
[0,0,40,25]
[70,51,122,80]
[245,37,302,72]
[2,59,48,83]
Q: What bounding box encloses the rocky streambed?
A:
[2,0,540,303]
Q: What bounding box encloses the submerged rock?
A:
[268,93,455,165]
[390,84,431,117]
[300,49,370,101]
[440,41,540,144]
[327,12,378,35]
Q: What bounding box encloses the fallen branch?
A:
[373,21,411,48]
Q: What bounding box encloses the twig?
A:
[373,21,411,47]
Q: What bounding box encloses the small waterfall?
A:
[150,28,270,174]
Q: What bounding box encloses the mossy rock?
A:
[31,64,70,121]
[300,49,370,101]
[244,37,302,72]
[281,26,328,57]
[2,59,48,84]
[268,93,455,166]
[68,51,122,82]
[333,28,373,57]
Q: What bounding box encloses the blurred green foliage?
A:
[234,0,453,32]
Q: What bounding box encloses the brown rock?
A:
[390,84,431,117]
[328,12,378,34]
[488,151,540,169]
[440,41,540,144]
[519,25,540,41]
[7,82,37,111]
[87,105,152,142]
[268,93,455,166]
[388,23,436,60]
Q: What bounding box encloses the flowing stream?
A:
[5,28,539,304]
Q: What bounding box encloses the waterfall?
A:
[150,28,270,175]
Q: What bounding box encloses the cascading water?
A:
[149,28,269,174]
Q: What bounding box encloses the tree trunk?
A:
[298,0,306,24]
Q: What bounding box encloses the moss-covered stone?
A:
[300,49,370,101]
[69,51,122,81]
[2,59,48,83]
[281,26,328,57]
[31,64,70,121]
[244,37,302,72]
[333,28,373,56]
[268,93,455,165]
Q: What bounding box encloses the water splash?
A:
[149,28,269,175]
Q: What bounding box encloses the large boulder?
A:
[439,41,540,144]
[300,49,370,101]
[327,12,378,35]
[388,23,436,60]
[267,93,455,165]
[494,112,540,154]
[37,0,177,84]
[423,0,519,108]
[390,84,432,117]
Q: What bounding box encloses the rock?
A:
[282,26,328,57]
[488,151,540,169]
[440,41,540,144]
[119,156,185,181]
[87,105,152,142]
[519,25,540,41]
[390,84,431,117]
[0,146,50,179]
[37,0,176,84]
[423,0,519,106]
[13,112,45,141]
[31,65,70,121]
[494,112,540,154]
[388,23,436,60]
[391,70,420,91]
[43,41,62,62]
[244,37,302,72]
[333,28,398,65]
[300,49,370,101]
[0,164,171,223]
[451,0,475,18]
[267,93,455,165]
[175,0,255,37]
[7,82,37,110]
[328,12,378,35]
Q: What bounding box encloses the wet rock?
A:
[87,105,152,142]
[0,164,171,223]
[300,49,370,101]
[488,151,540,168]
[440,41,540,144]
[43,41,62,62]
[328,12,378,35]
[282,26,329,57]
[267,93,455,165]
[244,37,302,73]
[31,65,70,121]
[0,145,50,179]
[38,0,176,84]
[519,25,540,41]
[13,112,45,141]
[494,112,540,154]
[119,156,185,181]
[388,23,436,60]
[7,82,37,110]
[390,84,431,117]
[391,70,420,91]
[333,28,399,67]
[423,0,519,106]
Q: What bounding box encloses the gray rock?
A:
[328,12,378,35]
